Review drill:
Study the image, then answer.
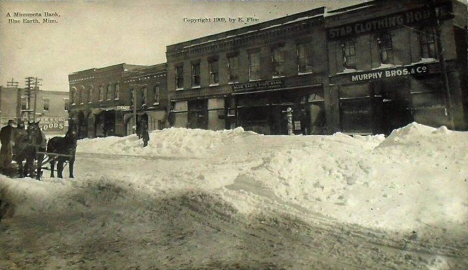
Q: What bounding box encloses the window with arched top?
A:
[106,84,112,100]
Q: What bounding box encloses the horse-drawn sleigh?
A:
[9,121,77,180]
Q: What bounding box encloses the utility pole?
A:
[24,77,34,122]
[33,77,42,122]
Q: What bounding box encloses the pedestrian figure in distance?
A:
[140,119,149,147]
[0,120,16,171]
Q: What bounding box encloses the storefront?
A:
[330,63,449,134]
[232,76,325,135]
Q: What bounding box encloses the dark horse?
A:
[47,128,77,178]
[13,121,46,178]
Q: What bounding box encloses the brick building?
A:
[68,63,168,138]
[0,86,69,135]
[166,0,467,135]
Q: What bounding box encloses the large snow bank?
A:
[1,123,467,239]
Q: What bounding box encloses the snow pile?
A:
[1,123,467,240]
[77,127,248,157]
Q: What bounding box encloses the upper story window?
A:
[228,54,239,83]
[141,87,148,106]
[271,45,285,77]
[88,87,93,103]
[106,84,112,100]
[377,32,393,64]
[71,88,77,105]
[175,65,184,89]
[342,39,356,69]
[79,87,84,104]
[297,43,313,74]
[99,85,104,101]
[130,88,134,106]
[21,96,28,110]
[248,50,261,81]
[43,98,50,111]
[209,59,219,85]
[153,85,160,105]
[191,62,201,87]
[64,98,69,111]
[114,83,120,100]
[419,27,437,59]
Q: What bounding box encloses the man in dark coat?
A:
[140,119,149,147]
[0,120,16,170]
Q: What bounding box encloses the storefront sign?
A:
[37,117,66,131]
[327,2,452,40]
[351,64,430,82]
[331,63,438,84]
[232,79,284,93]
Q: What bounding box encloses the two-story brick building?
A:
[0,86,69,135]
[166,7,329,135]
[326,0,467,134]
[68,63,168,138]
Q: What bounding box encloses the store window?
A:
[297,43,313,73]
[191,62,201,87]
[419,27,437,59]
[153,85,160,105]
[228,54,239,83]
[175,65,184,89]
[342,39,356,69]
[43,98,50,111]
[249,50,261,81]
[114,83,119,100]
[377,32,393,64]
[272,45,285,77]
[209,59,219,85]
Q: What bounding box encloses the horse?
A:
[46,128,77,178]
[13,121,46,178]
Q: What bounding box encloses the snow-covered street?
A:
[1,123,467,269]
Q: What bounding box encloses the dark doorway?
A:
[380,80,413,135]
[187,100,208,129]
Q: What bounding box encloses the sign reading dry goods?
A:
[37,117,66,131]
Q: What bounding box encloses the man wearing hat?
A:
[0,120,16,170]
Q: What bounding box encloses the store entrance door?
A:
[380,80,413,135]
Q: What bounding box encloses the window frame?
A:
[248,50,261,81]
[297,42,313,74]
[227,54,239,83]
[342,39,357,69]
[419,26,437,59]
[191,62,201,88]
[377,32,394,65]
[175,65,184,90]
[153,84,160,105]
[209,59,219,85]
[271,45,286,78]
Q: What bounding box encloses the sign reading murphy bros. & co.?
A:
[327,1,453,40]
[330,63,440,84]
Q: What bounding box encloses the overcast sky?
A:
[0,0,365,91]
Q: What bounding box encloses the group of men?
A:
[0,120,29,172]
